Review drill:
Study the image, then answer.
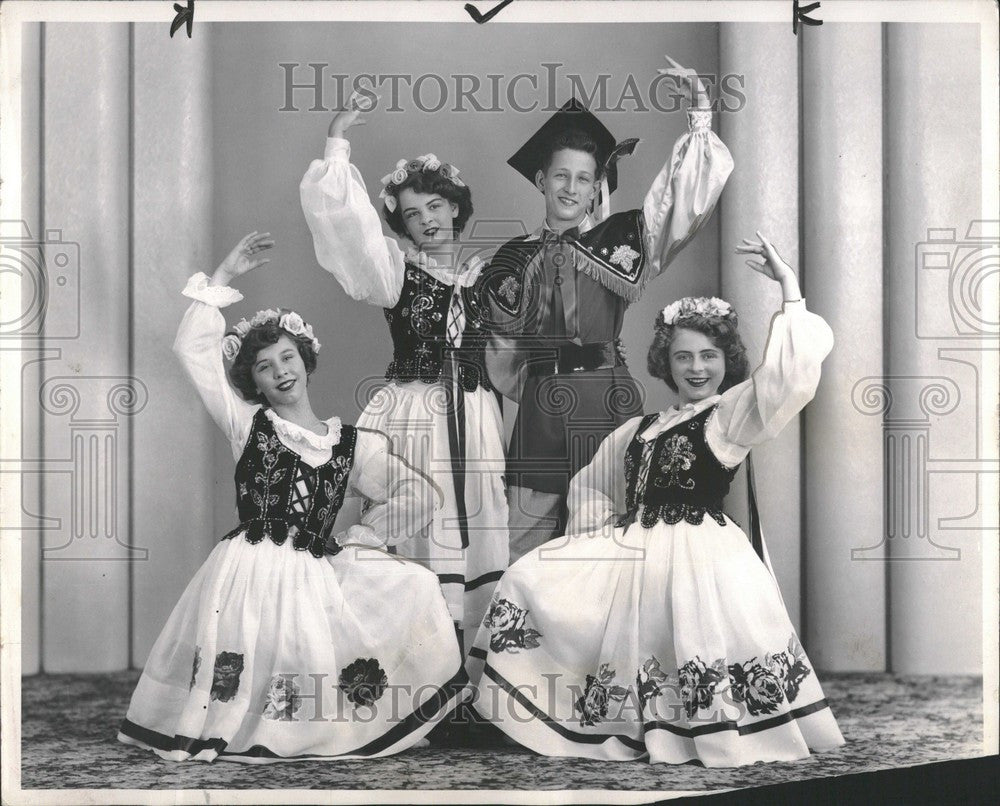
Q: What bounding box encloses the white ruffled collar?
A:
[264,408,342,450]
[403,247,483,288]
[662,395,721,419]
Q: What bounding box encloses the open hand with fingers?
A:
[658,54,710,110]
[211,231,275,287]
[735,231,802,302]
[328,87,381,138]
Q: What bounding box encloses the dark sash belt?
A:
[526,340,626,376]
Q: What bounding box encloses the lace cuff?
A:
[334,524,387,550]
[687,108,713,132]
[324,136,351,162]
[181,272,244,307]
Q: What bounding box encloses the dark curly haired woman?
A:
[117,232,467,763]
[468,232,846,767]
[300,91,508,671]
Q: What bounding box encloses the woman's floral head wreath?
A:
[659,297,735,329]
[221,309,321,361]
[378,154,465,213]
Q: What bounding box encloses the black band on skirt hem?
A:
[483,662,831,747]
[118,665,470,760]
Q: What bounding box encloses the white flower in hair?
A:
[384,195,398,212]
[391,168,408,185]
[232,319,252,338]
[661,300,684,325]
[249,308,281,327]
[221,334,242,361]
[280,311,306,336]
[708,297,732,316]
[395,159,407,170]
[424,157,442,172]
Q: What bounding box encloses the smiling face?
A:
[251,335,309,408]
[668,327,726,405]
[536,148,600,229]
[397,188,459,248]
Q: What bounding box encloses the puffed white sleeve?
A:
[642,109,734,279]
[300,136,406,308]
[566,415,645,535]
[332,428,439,550]
[173,273,258,452]
[706,300,835,467]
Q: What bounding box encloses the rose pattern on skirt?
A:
[574,663,628,727]
[262,674,302,721]
[635,656,669,710]
[210,651,244,703]
[483,596,542,653]
[338,658,388,707]
[678,655,727,719]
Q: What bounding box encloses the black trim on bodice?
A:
[383,263,493,393]
[616,406,738,530]
[223,409,357,558]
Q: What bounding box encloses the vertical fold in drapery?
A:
[40,24,133,672]
[130,23,215,667]
[718,23,804,631]
[800,24,887,672]
[884,23,983,674]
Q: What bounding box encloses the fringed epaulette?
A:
[572,210,648,304]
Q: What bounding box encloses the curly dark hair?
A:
[647,310,749,395]
[382,167,473,240]
[539,128,606,181]
[227,316,318,406]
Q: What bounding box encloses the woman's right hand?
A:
[735,231,802,302]
[210,231,274,287]
[328,88,379,138]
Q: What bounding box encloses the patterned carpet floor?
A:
[18,672,985,793]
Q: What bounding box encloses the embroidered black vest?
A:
[223,409,357,558]
[383,263,493,393]
[616,407,738,530]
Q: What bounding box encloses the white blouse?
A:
[566,300,834,534]
[173,273,436,549]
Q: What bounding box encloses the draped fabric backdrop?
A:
[19,21,987,675]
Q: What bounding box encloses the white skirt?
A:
[118,534,466,763]
[357,379,509,659]
[469,515,846,767]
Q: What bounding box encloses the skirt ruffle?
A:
[118,535,467,763]
[469,517,846,767]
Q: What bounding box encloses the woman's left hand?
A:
[658,54,709,110]
[736,231,802,301]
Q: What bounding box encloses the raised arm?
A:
[642,55,734,279]
[299,97,405,308]
[706,233,835,467]
[332,428,440,551]
[173,232,274,451]
[566,415,645,535]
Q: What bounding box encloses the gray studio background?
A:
[18,20,989,677]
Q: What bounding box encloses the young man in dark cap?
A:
[478,56,733,561]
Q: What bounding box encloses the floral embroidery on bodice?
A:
[383,263,492,393]
[223,409,356,558]
[617,406,738,529]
